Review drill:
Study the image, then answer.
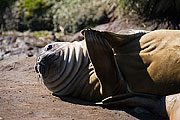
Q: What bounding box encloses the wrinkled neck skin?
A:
[37,41,103,102]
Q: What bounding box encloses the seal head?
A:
[35,41,103,101]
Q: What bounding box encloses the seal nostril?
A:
[46,45,53,51]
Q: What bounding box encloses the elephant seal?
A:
[35,29,180,119]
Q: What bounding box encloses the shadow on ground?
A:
[54,94,166,120]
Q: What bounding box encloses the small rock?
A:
[27,52,33,57]
[28,47,33,50]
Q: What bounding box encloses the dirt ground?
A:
[0,57,164,120]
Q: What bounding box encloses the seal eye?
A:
[46,45,53,51]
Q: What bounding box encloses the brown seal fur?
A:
[82,29,180,120]
[82,29,180,96]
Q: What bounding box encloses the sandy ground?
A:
[0,57,164,120]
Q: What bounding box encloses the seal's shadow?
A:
[108,107,166,120]
[52,93,95,106]
[53,94,166,120]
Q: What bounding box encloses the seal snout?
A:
[35,57,46,74]
[35,56,41,73]
[35,64,39,73]
[35,52,60,78]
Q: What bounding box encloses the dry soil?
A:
[0,57,163,120]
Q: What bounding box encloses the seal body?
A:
[36,29,180,119]
[114,30,180,95]
[36,30,180,99]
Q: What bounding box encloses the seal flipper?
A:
[98,93,168,118]
[99,29,149,51]
[82,29,126,98]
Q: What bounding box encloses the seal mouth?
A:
[35,63,39,73]
[35,58,47,77]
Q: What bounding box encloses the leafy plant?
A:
[119,0,180,29]
[3,0,54,31]
[21,0,53,19]
[52,0,109,33]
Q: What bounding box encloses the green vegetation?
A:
[0,0,109,33]
[1,0,180,32]
[118,0,180,28]
[52,0,109,33]
[31,31,50,38]
[1,0,54,31]
[20,0,53,19]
